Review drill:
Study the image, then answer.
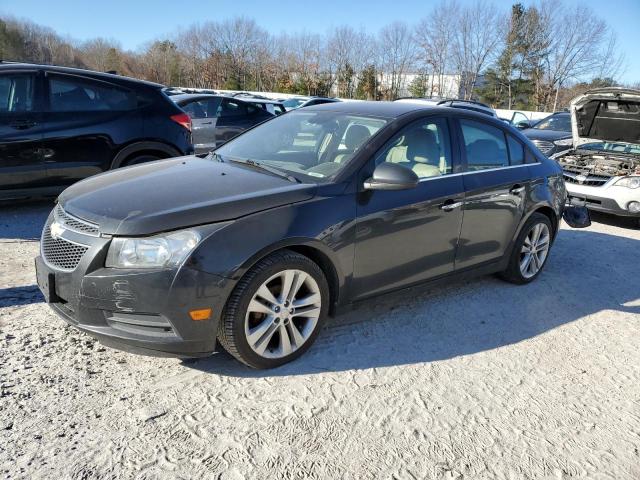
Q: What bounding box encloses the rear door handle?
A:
[440,200,463,211]
[510,184,526,194]
[9,120,37,130]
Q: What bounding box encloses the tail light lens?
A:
[170,113,192,132]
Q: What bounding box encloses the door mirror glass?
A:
[364,162,419,191]
[515,120,531,130]
[563,204,591,228]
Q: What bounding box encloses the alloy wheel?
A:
[244,269,321,359]
[519,223,550,279]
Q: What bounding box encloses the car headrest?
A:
[468,139,500,162]
[344,124,371,150]
[405,128,440,164]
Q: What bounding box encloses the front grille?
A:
[532,140,554,155]
[41,216,89,271]
[563,170,611,187]
[54,204,99,236]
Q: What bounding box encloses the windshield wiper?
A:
[228,158,300,183]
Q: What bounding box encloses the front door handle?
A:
[510,184,526,194]
[440,200,463,211]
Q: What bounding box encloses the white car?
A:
[553,88,640,220]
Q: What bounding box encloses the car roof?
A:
[304,100,445,118]
[170,93,222,102]
[0,62,165,88]
[238,97,284,105]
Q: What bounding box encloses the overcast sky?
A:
[2,0,639,83]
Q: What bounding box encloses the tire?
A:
[121,154,161,167]
[218,250,330,369]
[500,212,553,285]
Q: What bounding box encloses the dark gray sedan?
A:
[36,101,569,369]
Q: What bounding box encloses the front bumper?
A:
[565,182,640,217]
[35,252,235,358]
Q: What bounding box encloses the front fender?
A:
[187,193,357,299]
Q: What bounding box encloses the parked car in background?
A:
[520,112,572,156]
[0,62,193,200]
[395,98,498,118]
[171,94,274,154]
[282,96,340,111]
[36,101,568,368]
[554,88,640,220]
[236,96,286,116]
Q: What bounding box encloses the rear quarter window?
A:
[48,74,137,112]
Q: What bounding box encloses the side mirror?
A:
[515,120,531,130]
[563,203,591,228]
[364,162,419,191]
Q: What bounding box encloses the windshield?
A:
[579,141,640,155]
[282,98,306,109]
[534,114,571,132]
[215,111,388,182]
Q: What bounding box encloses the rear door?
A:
[454,117,530,269]
[0,70,47,192]
[40,73,142,187]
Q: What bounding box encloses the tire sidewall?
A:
[225,254,330,369]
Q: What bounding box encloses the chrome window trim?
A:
[417,164,530,183]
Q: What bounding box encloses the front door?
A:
[455,118,530,269]
[0,70,47,193]
[352,116,465,299]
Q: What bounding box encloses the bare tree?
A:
[414,1,459,98]
[451,1,505,99]
[377,21,417,99]
[544,3,623,110]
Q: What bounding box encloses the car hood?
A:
[58,156,317,236]
[570,88,640,147]
[522,128,571,141]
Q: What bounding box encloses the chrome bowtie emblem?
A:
[576,174,587,184]
[50,221,65,240]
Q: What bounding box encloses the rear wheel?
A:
[218,250,329,369]
[500,213,553,284]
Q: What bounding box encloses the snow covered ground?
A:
[1,201,639,479]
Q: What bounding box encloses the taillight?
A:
[170,113,192,132]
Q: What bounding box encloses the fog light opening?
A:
[628,201,640,214]
[189,308,212,321]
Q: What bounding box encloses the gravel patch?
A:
[1,202,639,479]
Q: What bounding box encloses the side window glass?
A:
[374,118,452,179]
[48,75,136,112]
[217,99,247,118]
[0,74,35,113]
[507,134,525,165]
[460,119,509,170]
[182,100,207,119]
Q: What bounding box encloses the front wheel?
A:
[218,250,329,369]
[500,213,553,284]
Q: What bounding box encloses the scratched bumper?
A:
[35,253,234,358]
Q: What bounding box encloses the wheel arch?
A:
[235,238,344,316]
[111,141,182,169]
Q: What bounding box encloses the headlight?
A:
[553,138,573,146]
[106,229,201,268]
[614,176,640,189]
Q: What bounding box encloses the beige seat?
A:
[386,128,442,178]
[333,124,371,163]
